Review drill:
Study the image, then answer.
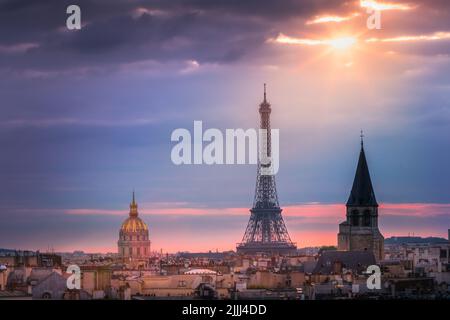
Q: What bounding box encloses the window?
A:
[363,210,371,226]
[351,210,359,226]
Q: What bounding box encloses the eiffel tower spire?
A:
[237,84,296,255]
[253,83,279,209]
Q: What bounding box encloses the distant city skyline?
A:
[0,0,449,253]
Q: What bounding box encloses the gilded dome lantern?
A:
[118,191,151,260]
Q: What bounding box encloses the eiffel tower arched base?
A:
[236,241,297,256]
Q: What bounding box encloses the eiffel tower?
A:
[236,84,297,255]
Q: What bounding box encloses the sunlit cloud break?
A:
[273,33,357,49]
[305,13,360,25]
[360,0,415,11]
[366,31,450,43]
[275,31,450,49]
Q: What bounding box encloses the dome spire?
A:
[130,190,138,217]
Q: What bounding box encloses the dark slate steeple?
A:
[346,133,378,207]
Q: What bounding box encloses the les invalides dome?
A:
[118,192,151,260]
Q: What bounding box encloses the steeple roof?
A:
[346,139,378,207]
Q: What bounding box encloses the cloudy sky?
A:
[0,0,449,253]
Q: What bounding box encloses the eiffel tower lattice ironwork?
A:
[236,84,297,255]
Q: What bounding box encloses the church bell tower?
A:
[338,133,384,261]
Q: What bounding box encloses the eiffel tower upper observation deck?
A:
[236,84,297,256]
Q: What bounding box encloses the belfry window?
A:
[363,210,371,226]
[351,210,359,226]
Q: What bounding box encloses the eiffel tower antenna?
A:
[236,84,297,255]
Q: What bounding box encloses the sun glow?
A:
[327,37,357,49]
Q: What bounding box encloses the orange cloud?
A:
[306,13,360,25]
[272,33,357,49]
[380,203,450,217]
[366,31,450,43]
[273,31,450,51]
[359,0,415,11]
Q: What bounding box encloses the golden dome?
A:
[120,216,148,232]
[120,191,149,233]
